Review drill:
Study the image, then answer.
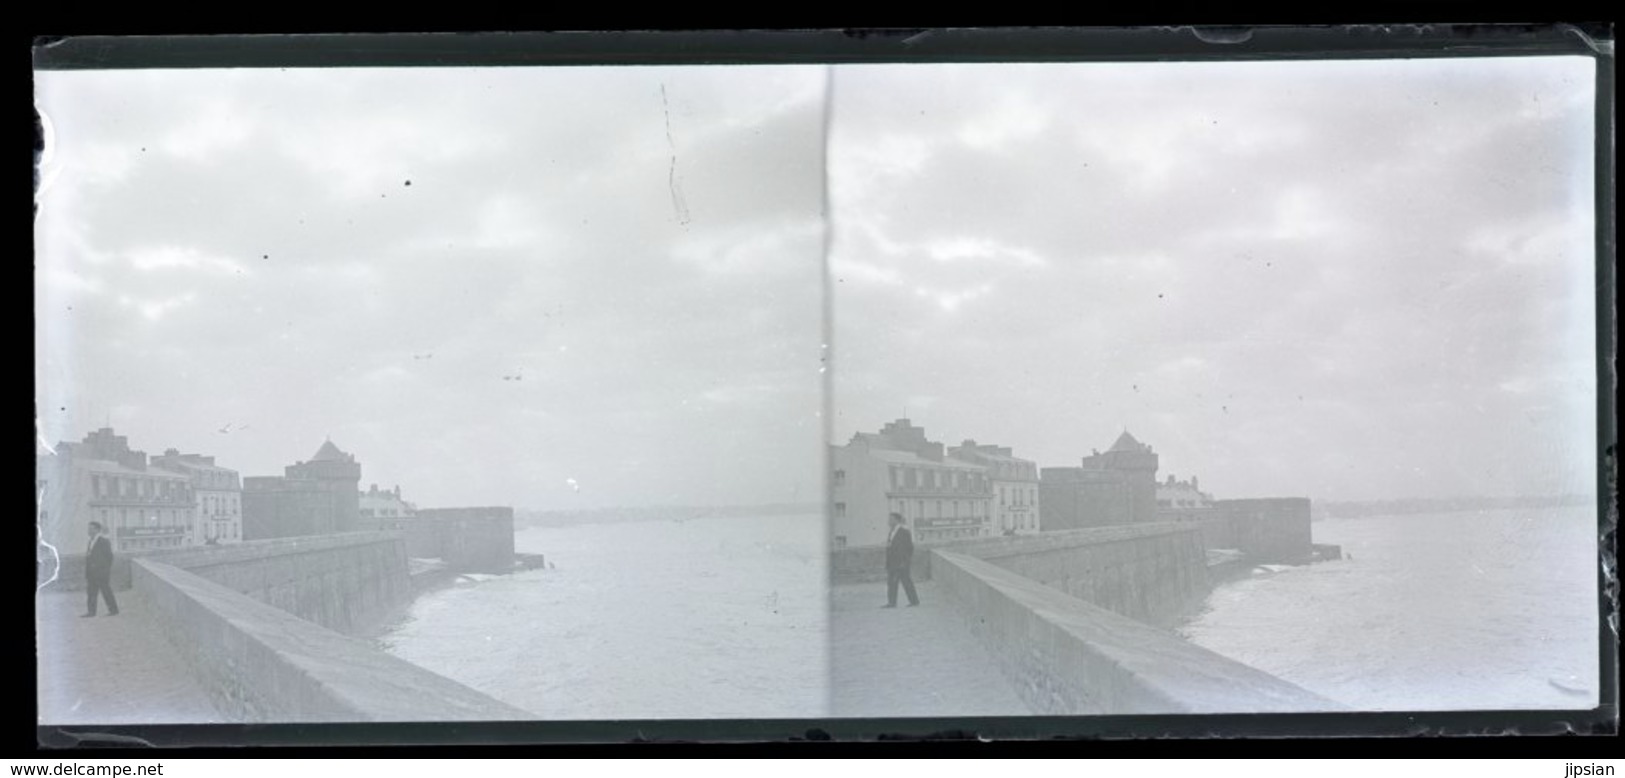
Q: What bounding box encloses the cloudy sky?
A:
[35,66,828,510]
[828,57,1598,502]
[36,56,1600,510]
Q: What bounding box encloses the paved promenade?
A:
[36,589,225,724]
[831,581,1033,717]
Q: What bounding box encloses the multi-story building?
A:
[949,440,1041,535]
[1157,474,1213,511]
[360,483,416,520]
[242,439,362,540]
[1039,430,1161,531]
[152,449,243,545]
[830,419,994,548]
[36,428,196,554]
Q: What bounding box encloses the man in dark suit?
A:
[83,521,118,617]
[883,512,919,608]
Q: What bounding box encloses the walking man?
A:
[883,513,920,608]
[83,521,118,617]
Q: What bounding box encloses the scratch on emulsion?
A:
[660,84,691,226]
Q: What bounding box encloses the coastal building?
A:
[830,419,994,548]
[949,440,1040,535]
[36,428,196,554]
[1157,474,1214,511]
[152,449,243,545]
[242,439,362,540]
[1039,430,1161,530]
[360,483,416,520]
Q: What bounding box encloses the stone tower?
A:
[285,439,363,535]
[1099,430,1159,524]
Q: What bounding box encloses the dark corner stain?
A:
[404,180,412,187]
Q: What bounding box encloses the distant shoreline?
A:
[513,503,823,529]
[1312,494,1595,520]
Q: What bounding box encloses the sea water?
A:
[379,512,827,719]
[1180,506,1601,711]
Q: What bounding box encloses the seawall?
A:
[947,523,1211,628]
[133,558,528,721]
[150,532,415,635]
[128,532,530,721]
[930,548,1342,714]
[1158,498,1314,565]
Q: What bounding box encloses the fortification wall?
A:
[131,558,529,722]
[950,524,1211,627]
[152,532,412,635]
[365,509,516,574]
[930,549,1343,715]
[1155,499,1314,565]
[414,508,516,574]
[1213,498,1313,564]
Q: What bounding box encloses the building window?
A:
[833,535,847,549]
[833,469,846,486]
[834,502,846,518]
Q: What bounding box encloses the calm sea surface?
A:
[1180,506,1600,710]
[380,512,827,719]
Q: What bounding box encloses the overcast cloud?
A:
[828,57,1597,502]
[35,56,1599,510]
[35,66,827,510]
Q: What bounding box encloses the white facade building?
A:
[1156,474,1214,510]
[153,449,244,545]
[950,440,1041,535]
[38,429,197,555]
[831,419,995,548]
[360,483,417,519]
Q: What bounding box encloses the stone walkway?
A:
[36,589,226,724]
[831,582,1034,717]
